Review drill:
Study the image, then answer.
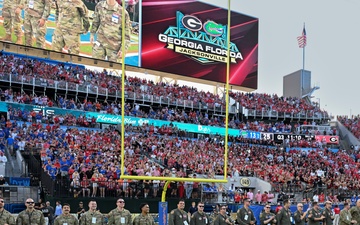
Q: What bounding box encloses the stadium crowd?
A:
[337,115,360,140]
[3,88,298,131]
[1,107,357,200]
[0,54,327,119]
[0,53,353,203]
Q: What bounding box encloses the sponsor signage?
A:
[141,0,259,88]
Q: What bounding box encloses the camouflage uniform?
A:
[339,209,352,225]
[1,0,22,42]
[133,214,155,225]
[79,210,104,225]
[90,0,131,63]
[54,214,78,225]
[19,0,50,47]
[52,0,89,55]
[107,208,132,225]
[349,206,360,225]
[16,209,45,225]
[0,208,15,225]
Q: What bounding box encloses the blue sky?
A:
[200,0,360,117]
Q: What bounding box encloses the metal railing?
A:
[1,73,236,114]
[245,109,330,121]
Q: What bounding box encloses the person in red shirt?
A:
[275,202,283,214]
[333,204,340,225]
[318,192,325,203]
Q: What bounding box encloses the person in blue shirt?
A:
[6,136,14,156]
[54,201,62,218]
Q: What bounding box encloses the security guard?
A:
[108,199,132,225]
[16,198,45,225]
[54,203,78,225]
[260,204,276,225]
[133,203,155,225]
[214,205,234,225]
[169,200,189,225]
[277,199,292,225]
[79,200,105,225]
[190,202,210,225]
[308,202,325,225]
[323,201,334,225]
[293,203,308,225]
[0,198,15,225]
[237,198,256,225]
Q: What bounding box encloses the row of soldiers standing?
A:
[261,199,360,225]
[0,197,155,225]
[1,0,131,62]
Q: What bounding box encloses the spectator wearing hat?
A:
[133,203,155,225]
[322,201,334,225]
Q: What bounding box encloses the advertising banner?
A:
[2,102,241,136]
[141,0,258,88]
[315,135,339,145]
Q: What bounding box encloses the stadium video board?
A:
[141,0,259,88]
[0,0,258,88]
[0,0,140,66]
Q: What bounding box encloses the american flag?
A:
[297,26,307,48]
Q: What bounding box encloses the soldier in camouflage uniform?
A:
[2,0,22,43]
[90,0,131,63]
[190,202,210,225]
[16,198,45,225]
[54,203,78,225]
[79,200,105,225]
[260,205,276,225]
[323,201,334,225]
[16,0,50,47]
[52,0,89,55]
[133,203,155,225]
[340,202,357,225]
[349,200,360,225]
[0,198,15,225]
[169,200,189,225]
[108,198,132,225]
[293,203,308,225]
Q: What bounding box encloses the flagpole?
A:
[301,23,305,95]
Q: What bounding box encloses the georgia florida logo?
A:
[158,11,243,64]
